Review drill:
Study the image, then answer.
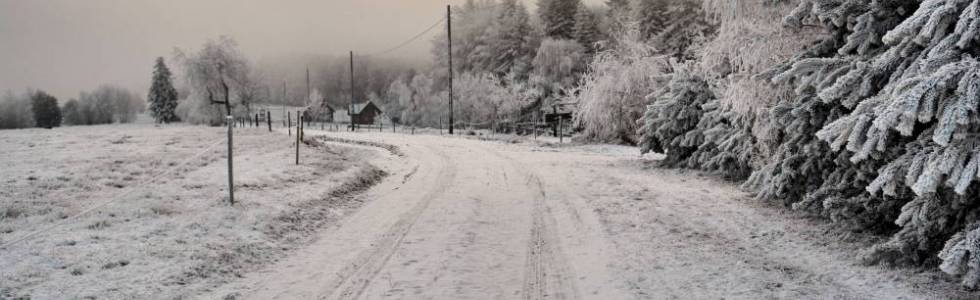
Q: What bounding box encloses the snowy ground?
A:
[0,123,381,299]
[206,131,977,299]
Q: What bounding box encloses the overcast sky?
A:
[0,0,605,101]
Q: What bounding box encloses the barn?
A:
[348,101,383,125]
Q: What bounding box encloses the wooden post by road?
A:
[447,5,455,135]
[267,111,272,132]
[296,112,301,165]
[287,112,292,136]
[226,115,235,205]
[559,115,564,144]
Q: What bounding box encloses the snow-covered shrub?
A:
[758,0,980,288]
[572,29,670,144]
[455,72,517,124]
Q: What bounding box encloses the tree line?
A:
[0,86,145,130]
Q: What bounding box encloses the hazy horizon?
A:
[0,0,605,101]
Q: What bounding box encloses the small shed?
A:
[349,101,383,125]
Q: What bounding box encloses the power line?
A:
[366,16,447,57]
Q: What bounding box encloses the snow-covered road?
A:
[207,131,969,300]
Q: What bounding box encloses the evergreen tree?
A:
[432,1,498,76]
[31,90,61,129]
[749,0,980,288]
[638,63,714,166]
[633,0,668,41]
[148,57,179,123]
[606,0,630,19]
[538,0,580,39]
[653,0,713,59]
[487,0,539,79]
[573,5,603,53]
[603,0,631,37]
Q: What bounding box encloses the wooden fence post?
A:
[288,112,292,136]
[559,116,564,144]
[296,113,301,165]
[267,111,272,132]
[226,115,235,205]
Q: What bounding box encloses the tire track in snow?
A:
[491,149,580,300]
[319,144,457,300]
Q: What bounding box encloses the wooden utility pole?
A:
[226,115,235,205]
[447,5,455,135]
[306,67,311,108]
[282,81,287,127]
[349,51,356,132]
[296,111,301,165]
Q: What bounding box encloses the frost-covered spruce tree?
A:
[638,63,715,166]
[692,0,820,181]
[766,0,980,288]
[747,0,905,211]
[685,102,758,180]
[148,57,179,124]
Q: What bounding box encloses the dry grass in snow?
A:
[0,123,383,299]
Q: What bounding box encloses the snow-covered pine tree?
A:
[574,5,604,53]
[30,91,61,129]
[684,100,758,180]
[148,57,179,123]
[538,0,580,39]
[657,0,817,181]
[633,0,669,41]
[764,0,980,288]
[638,62,715,166]
[432,0,498,76]
[651,0,714,59]
[606,0,631,27]
[486,0,540,79]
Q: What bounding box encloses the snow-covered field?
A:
[0,124,382,299]
[3,124,976,299]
